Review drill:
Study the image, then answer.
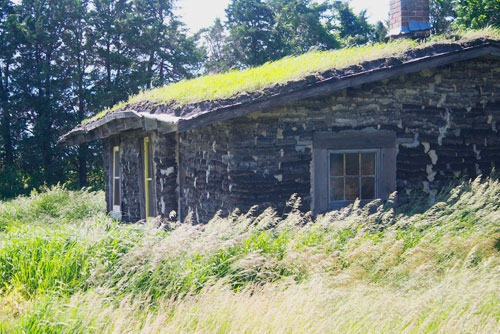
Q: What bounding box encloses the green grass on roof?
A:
[84,28,500,125]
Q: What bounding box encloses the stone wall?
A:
[178,56,500,223]
[153,132,178,219]
[118,131,143,221]
[178,123,236,222]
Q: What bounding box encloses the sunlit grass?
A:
[83,28,500,125]
[2,176,500,332]
[17,267,500,334]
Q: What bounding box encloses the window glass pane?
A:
[330,177,344,201]
[113,178,120,206]
[114,150,119,177]
[361,177,375,200]
[345,177,360,200]
[345,153,359,176]
[361,153,376,175]
[330,153,344,176]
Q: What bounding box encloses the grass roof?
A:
[84,28,500,125]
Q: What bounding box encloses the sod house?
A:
[60,31,500,223]
[59,0,500,222]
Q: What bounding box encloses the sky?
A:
[174,0,391,34]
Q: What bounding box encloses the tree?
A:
[200,18,232,73]
[430,0,457,34]
[372,21,388,43]
[91,0,134,108]
[224,0,344,68]
[14,0,75,187]
[455,0,500,28]
[0,0,205,197]
[269,0,339,55]
[225,0,279,67]
[0,0,26,197]
[0,0,18,168]
[127,0,203,88]
[328,1,375,46]
[60,0,98,188]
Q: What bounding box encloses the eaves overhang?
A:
[59,111,179,146]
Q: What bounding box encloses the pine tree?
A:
[328,1,375,46]
[225,0,279,67]
[269,0,339,56]
[200,18,231,73]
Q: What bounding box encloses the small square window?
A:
[312,130,396,213]
[328,150,378,204]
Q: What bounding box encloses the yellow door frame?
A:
[112,145,120,213]
[144,137,153,218]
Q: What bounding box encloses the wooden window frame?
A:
[312,130,396,213]
[328,149,380,209]
[112,145,121,213]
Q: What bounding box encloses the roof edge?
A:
[59,111,178,146]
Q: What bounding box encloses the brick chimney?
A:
[388,0,430,39]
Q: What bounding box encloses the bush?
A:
[0,184,105,228]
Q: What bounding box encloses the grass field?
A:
[1,177,500,333]
[84,28,500,125]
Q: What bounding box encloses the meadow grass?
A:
[1,177,500,333]
[84,28,500,125]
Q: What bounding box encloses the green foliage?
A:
[199,18,231,74]
[431,0,457,34]
[268,0,340,54]
[225,0,279,67]
[0,186,140,300]
[456,0,500,28]
[329,1,375,46]
[0,165,28,200]
[0,185,105,227]
[431,0,500,32]
[0,0,204,197]
[0,228,94,297]
[214,0,376,69]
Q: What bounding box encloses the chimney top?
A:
[388,0,430,39]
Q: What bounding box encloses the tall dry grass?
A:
[1,177,500,333]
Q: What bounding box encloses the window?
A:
[329,150,378,205]
[143,137,155,218]
[112,146,120,213]
[313,130,396,213]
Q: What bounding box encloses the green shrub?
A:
[0,185,105,229]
